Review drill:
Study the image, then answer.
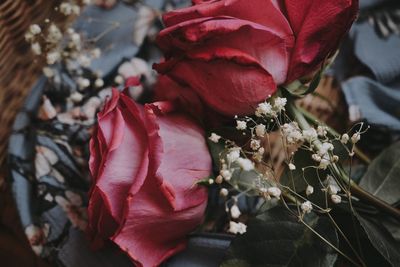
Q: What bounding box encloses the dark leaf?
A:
[280,149,324,193]
[355,212,400,267]
[359,141,400,205]
[283,68,323,97]
[223,206,338,267]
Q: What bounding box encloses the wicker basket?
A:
[0,0,72,177]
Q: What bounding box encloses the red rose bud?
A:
[154,0,358,116]
[88,88,211,267]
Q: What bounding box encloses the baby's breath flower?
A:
[288,163,296,170]
[301,201,313,214]
[209,133,221,143]
[236,158,254,171]
[331,194,342,204]
[312,154,322,162]
[78,54,91,68]
[72,5,80,15]
[236,120,247,130]
[267,187,281,199]
[29,24,41,35]
[306,185,314,196]
[327,184,341,195]
[351,133,360,144]
[47,24,63,43]
[250,139,261,151]
[215,175,223,184]
[220,188,229,197]
[24,32,34,42]
[319,142,334,156]
[77,77,90,89]
[230,205,241,219]
[46,51,60,65]
[255,102,273,117]
[114,75,124,84]
[70,91,83,103]
[94,78,104,88]
[282,122,303,145]
[220,169,232,181]
[60,2,73,15]
[42,67,54,78]
[302,128,318,142]
[341,134,350,144]
[91,48,101,58]
[273,97,287,112]
[319,158,331,170]
[31,42,42,55]
[255,124,266,137]
[208,179,214,185]
[227,149,240,163]
[70,32,81,45]
[253,147,265,162]
[228,221,247,235]
[317,126,328,137]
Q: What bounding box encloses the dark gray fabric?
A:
[360,0,391,10]
[342,76,400,131]
[350,21,400,84]
[333,1,400,133]
[74,0,164,78]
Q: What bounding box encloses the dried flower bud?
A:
[230,205,241,219]
[215,175,223,184]
[228,221,247,235]
[341,134,349,144]
[306,185,314,196]
[301,201,313,214]
[331,195,342,204]
[236,120,247,130]
[267,187,281,199]
[288,163,296,171]
[250,139,261,151]
[351,133,360,144]
[220,188,228,197]
[29,24,41,35]
[209,133,221,143]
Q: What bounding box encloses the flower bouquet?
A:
[12,0,400,267]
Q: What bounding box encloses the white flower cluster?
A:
[282,122,303,145]
[24,4,104,87]
[259,186,282,200]
[311,142,339,170]
[228,221,247,235]
[255,97,287,117]
[325,175,342,204]
[59,2,81,16]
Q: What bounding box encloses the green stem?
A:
[287,102,400,221]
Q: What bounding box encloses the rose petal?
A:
[88,90,149,240]
[163,0,292,38]
[112,102,210,267]
[284,0,358,81]
[155,48,277,116]
[158,16,293,84]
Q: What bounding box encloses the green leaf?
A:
[206,136,226,171]
[283,69,323,97]
[223,206,338,267]
[355,212,400,267]
[359,141,400,205]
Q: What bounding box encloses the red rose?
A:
[88,88,211,267]
[154,0,358,116]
